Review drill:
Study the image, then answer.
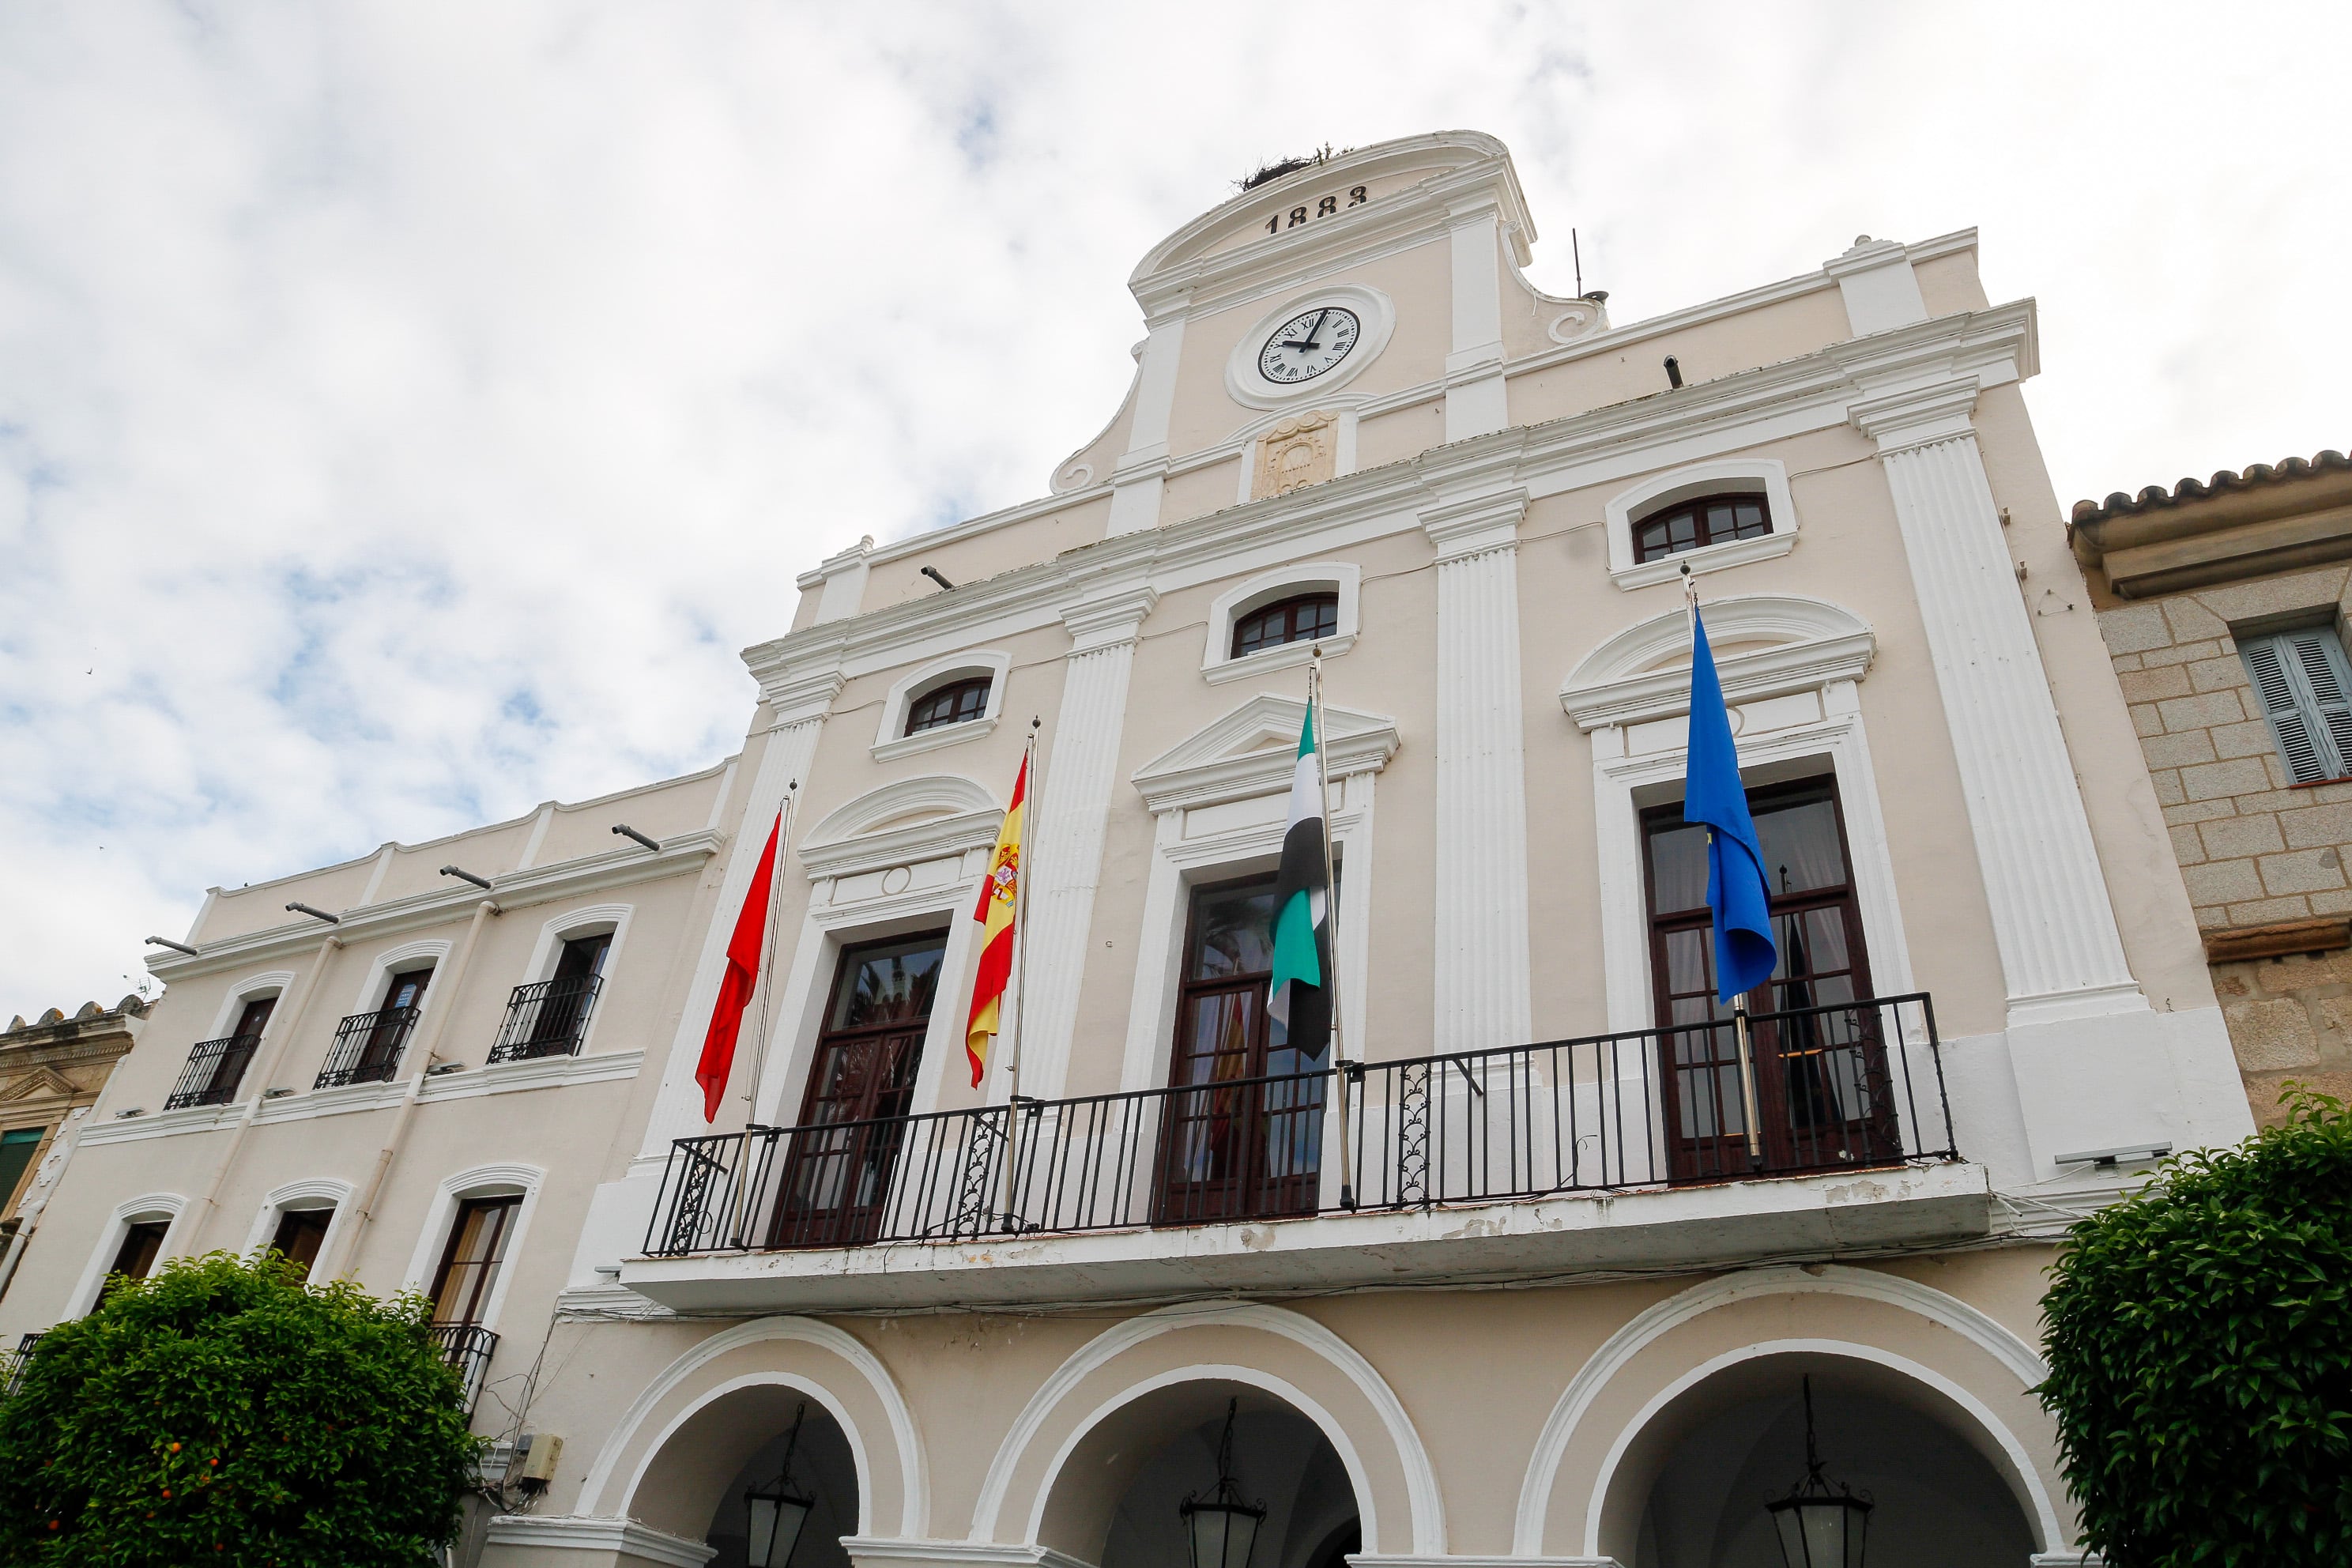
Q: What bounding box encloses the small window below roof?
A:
[1231,593,1339,659]
[906,677,992,736]
[2240,627,2352,786]
[1633,493,1773,564]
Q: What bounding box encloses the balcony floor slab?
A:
[620,1160,1993,1314]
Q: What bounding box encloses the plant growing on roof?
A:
[0,1251,480,1566]
[2038,1086,2350,1566]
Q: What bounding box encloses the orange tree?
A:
[0,1252,477,1566]
[2039,1087,2350,1566]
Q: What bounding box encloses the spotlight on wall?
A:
[919,566,956,591]
[611,824,662,853]
[439,865,494,891]
[285,902,340,925]
[144,936,199,958]
[1664,355,1684,390]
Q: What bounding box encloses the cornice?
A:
[1420,485,1530,561]
[144,832,723,982]
[1849,379,1986,453]
[1133,695,1401,814]
[486,1516,713,1568]
[78,1102,241,1147]
[798,808,1000,882]
[736,304,2030,692]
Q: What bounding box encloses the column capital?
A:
[1419,485,1529,562]
[757,665,846,727]
[1849,379,1981,454]
[1061,582,1159,654]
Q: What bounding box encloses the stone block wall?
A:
[2092,563,2352,1125]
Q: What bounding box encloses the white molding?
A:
[68,1191,189,1316]
[145,833,722,982]
[1602,457,1800,589]
[846,1541,1095,1568]
[397,1162,545,1334]
[730,302,2034,702]
[1512,1263,2056,1556]
[413,1047,645,1102]
[1581,1338,2060,1561]
[507,901,635,1061]
[484,1515,715,1568]
[872,650,1012,760]
[969,1301,1442,1553]
[1223,283,1397,409]
[77,1102,241,1145]
[345,938,452,1018]
[1132,692,1400,814]
[1561,595,1875,731]
[203,968,298,1043]
[1025,1362,1379,1551]
[580,1314,928,1539]
[241,1177,356,1268]
[805,774,1001,847]
[1588,693,1915,1036]
[251,1076,408,1123]
[1201,561,1363,683]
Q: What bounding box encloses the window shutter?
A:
[2240,629,2352,784]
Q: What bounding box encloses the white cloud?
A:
[2,1,2346,1017]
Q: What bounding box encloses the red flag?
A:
[695,808,782,1121]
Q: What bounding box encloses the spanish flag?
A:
[964,755,1027,1087]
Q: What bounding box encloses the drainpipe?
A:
[324,897,497,1283]
[188,929,347,1244]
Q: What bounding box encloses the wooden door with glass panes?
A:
[1642,778,1901,1181]
[769,932,947,1249]
[1152,874,1328,1225]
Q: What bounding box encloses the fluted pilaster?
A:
[636,677,837,1156]
[1856,384,2138,1020]
[1015,584,1158,1097]
[1423,488,1534,1053]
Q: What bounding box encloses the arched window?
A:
[1634,493,1772,564]
[1231,593,1339,659]
[905,677,992,735]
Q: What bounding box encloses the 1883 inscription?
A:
[1265,186,1370,235]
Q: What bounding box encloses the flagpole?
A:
[729,782,796,1248]
[1310,650,1355,1209]
[1683,564,1765,1172]
[1001,720,1041,1230]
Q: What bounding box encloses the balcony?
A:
[164,1031,263,1110]
[427,1322,498,1417]
[2,1332,42,1398]
[315,1006,421,1090]
[624,994,1988,1313]
[487,975,601,1064]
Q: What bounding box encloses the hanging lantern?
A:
[1180,1398,1268,1568]
[745,1402,816,1568]
[1765,1377,1871,1568]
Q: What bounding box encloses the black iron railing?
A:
[2,1332,44,1398]
[644,993,1954,1258]
[164,1031,263,1110]
[428,1322,498,1415]
[488,976,601,1064]
[315,1006,422,1090]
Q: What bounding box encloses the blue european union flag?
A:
[1683,608,1778,1004]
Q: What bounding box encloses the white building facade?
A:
[0,133,2245,1568]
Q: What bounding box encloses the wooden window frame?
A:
[1230,592,1340,660]
[904,677,993,736]
[1631,492,1773,564]
[427,1194,522,1328]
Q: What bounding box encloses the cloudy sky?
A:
[2,2,2345,1020]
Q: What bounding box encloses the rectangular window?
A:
[269,1207,334,1279]
[429,1195,521,1326]
[96,1219,170,1306]
[0,1128,45,1212]
[2238,627,2352,785]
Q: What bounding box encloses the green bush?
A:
[0,1251,479,1566]
[2039,1087,2351,1566]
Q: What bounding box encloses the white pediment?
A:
[798,774,1005,882]
[1560,595,1875,732]
[1131,693,1401,814]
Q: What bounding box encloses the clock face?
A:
[1257,306,1361,385]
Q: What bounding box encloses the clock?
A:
[1257,306,1361,385]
